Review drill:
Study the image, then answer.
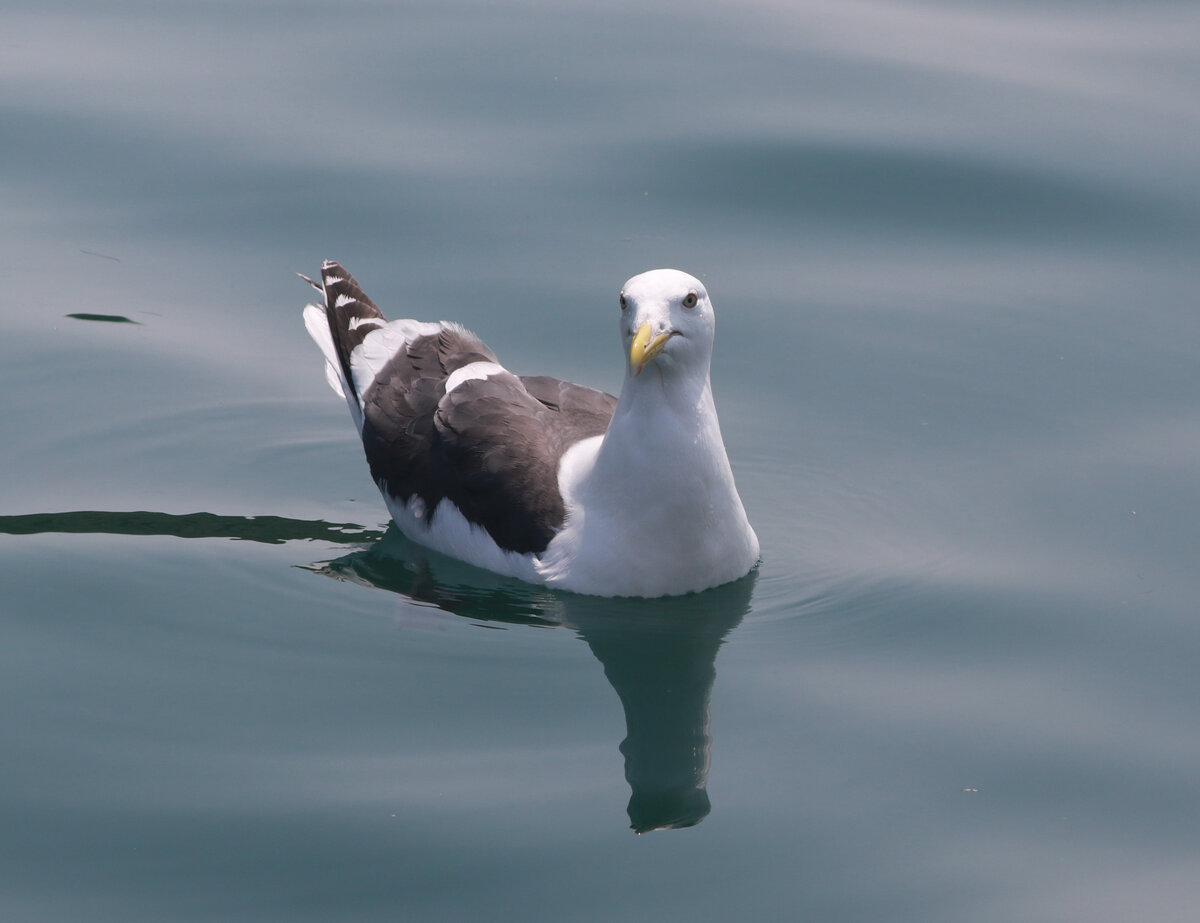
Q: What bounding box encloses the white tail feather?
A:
[303,303,363,430]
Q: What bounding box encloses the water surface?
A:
[3,1,1199,920]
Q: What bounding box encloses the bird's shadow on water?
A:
[0,510,754,833]
[309,524,756,833]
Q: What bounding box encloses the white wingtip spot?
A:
[334,293,357,308]
[444,361,507,394]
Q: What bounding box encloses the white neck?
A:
[539,366,760,596]
[600,369,722,484]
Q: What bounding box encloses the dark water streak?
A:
[0,510,384,545]
[66,313,140,324]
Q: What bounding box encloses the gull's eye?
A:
[682,292,698,308]
[619,293,628,310]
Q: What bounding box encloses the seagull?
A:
[302,262,759,597]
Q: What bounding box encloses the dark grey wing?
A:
[428,374,617,554]
[431,371,573,554]
[317,261,387,403]
[519,375,618,446]
[357,325,615,555]
[358,324,499,514]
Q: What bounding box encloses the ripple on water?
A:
[742,454,970,641]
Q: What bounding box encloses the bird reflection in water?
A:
[311,525,754,832]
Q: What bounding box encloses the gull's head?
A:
[620,269,715,380]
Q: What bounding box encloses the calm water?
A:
[3,1,1200,919]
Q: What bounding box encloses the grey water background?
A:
[3,0,1199,919]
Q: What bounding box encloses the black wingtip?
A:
[319,262,381,313]
[315,262,388,403]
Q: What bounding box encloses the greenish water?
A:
[3,1,1199,920]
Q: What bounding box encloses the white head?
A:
[619,269,715,381]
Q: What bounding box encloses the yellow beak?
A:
[629,323,673,376]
